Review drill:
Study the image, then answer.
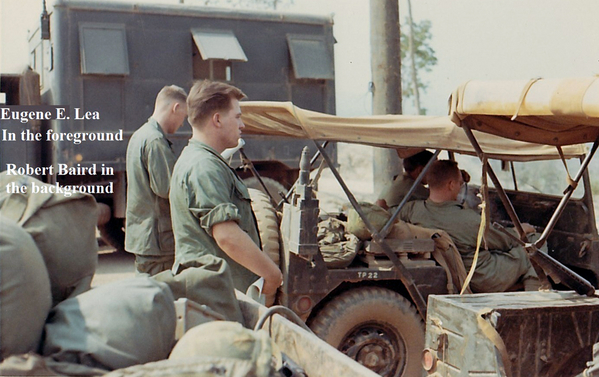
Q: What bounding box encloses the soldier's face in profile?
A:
[218,98,244,148]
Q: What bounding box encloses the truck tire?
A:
[244,177,287,203]
[309,287,424,377]
[248,188,281,306]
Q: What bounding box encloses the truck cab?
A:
[20,0,336,251]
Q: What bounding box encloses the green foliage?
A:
[400,18,438,114]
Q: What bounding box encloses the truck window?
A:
[287,34,334,80]
[79,23,129,75]
[191,29,247,82]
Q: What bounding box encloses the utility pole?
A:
[370,0,402,195]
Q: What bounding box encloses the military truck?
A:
[1,0,335,251]
[237,92,599,377]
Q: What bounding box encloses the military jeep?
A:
[420,77,599,377]
[238,90,599,377]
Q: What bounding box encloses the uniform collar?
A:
[189,139,229,164]
[149,117,172,147]
[424,199,464,209]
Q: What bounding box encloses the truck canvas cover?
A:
[240,101,586,160]
[450,77,599,146]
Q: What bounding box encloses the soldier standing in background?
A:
[125,85,188,275]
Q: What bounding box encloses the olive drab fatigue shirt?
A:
[379,174,429,209]
[125,118,176,256]
[170,139,259,292]
[399,199,536,292]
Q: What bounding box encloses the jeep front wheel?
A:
[309,287,424,377]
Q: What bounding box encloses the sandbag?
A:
[104,357,271,377]
[0,216,52,361]
[153,254,244,323]
[346,202,392,240]
[0,353,107,376]
[42,277,176,372]
[168,321,282,377]
[0,173,98,305]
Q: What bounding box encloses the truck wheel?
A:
[98,217,125,253]
[309,287,424,377]
[248,188,281,306]
[244,177,287,203]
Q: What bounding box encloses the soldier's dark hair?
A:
[187,80,246,127]
[403,150,434,173]
[426,160,461,189]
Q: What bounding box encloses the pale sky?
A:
[2,0,599,116]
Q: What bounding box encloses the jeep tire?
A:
[309,286,424,377]
[248,188,281,306]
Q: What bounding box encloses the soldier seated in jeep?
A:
[375,150,435,211]
[399,159,541,293]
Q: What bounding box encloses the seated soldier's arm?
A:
[375,198,389,210]
[487,222,537,252]
[212,221,283,295]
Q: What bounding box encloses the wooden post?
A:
[370,0,402,195]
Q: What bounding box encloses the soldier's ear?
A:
[211,112,221,126]
[447,178,457,191]
[171,102,181,114]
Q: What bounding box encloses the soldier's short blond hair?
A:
[155,85,188,107]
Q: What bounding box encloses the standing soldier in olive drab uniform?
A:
[125,85,188,276]
[169,80,282,296]
[400,159,541,293]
